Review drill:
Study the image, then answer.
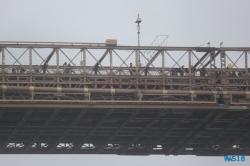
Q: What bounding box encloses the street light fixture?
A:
[135,14,142,67]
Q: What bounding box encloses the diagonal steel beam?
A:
[0,109,32,153]
[198,111,249,154]
[167,112,215,154]
[59,48,82,72]
[149,114,190,154]
[226,130,250,149]
[193,52,209,69]
[43,48,56,73]
[141,50,161,73]
[24,109,59,153]
[74,109,113,153]
[121,111,164,154]
[169,112,225,154]
[96,109,140,153]
[0,109,5,118]
[45,49,56,64]
[87,49,109,74]
[204,51,220,68]
[226,116,250,149]
[92,49,109,73]
[48,110,86,153]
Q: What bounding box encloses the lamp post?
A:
[135,14,142,68]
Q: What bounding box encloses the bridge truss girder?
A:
[0,108,249,155]
[0,42,250,155]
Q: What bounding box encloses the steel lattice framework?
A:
[0,41,250,155]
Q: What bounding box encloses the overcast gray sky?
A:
[0,0,250,165]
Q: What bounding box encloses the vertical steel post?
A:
[189,51,194,101]
[220,50,226,84]
[210,50,216,69]
[29,48,32,84]
[245,51,248,90]
[56,48,59,86]
[136,49,139,89]
[1,48,5,84]
[136,50,138,73]
[83,49,86,73]
[189,50,192,87]
[110,49,114,100]
[2,47,5,72]
[109,49,113,88]
[83,49,86,84]
[29,48,32,73]
[56,48,59,73]
[1,48,5,100]
[162,50,165,90]
[209,50,216,85]
[220,51,226,69]
[109,49,113,74]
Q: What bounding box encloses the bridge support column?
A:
[161,50,165,90]
[188,50,192,87]
[220,50,226,69]
[1,48,5,85]
[245,51,248,91]
[109,49,114,100]
[56,48,59,73]
[136,49,139,89]
[56,48,59,86]
[210,50,216,69]
[220,51,228,84]
[29,48,32,85]
[2,91,5,102]
[82,49,87,84]
[209,50,216,84]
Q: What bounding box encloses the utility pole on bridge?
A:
[135,14,142,69]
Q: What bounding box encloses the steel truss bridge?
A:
[0,41,250,155]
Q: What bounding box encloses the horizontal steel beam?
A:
[1,85,250,95]
[1,42,250,51]
[0,103,239,109]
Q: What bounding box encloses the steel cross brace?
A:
[191,51,209,73]
[48,110,86,153]
[149,114,191,154]
[226,117,250,149]
[140,50,161,73]
[43,48,56,73]
[204,51,220,68]
[0,109,32,153]
[226,51,245,75]
[169,112,225,154]
[24,109,59,153]
[121,111,164,154]
[4,48,27,71]
[32,48,56,74]
[9,48,29,69]
[88,49,109,74]
[73,109,113,153]
[193,52,209,69]
[0,109,5,118]
[165,51,188,75]
[59,48,82,73]
[198,111,249,154]
[96,109,140,153]
[92,49,109,70]
[167,112,215,154]
[139,50,162,74]
[112,50,135,75]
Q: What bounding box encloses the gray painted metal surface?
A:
[0,41,249,155]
